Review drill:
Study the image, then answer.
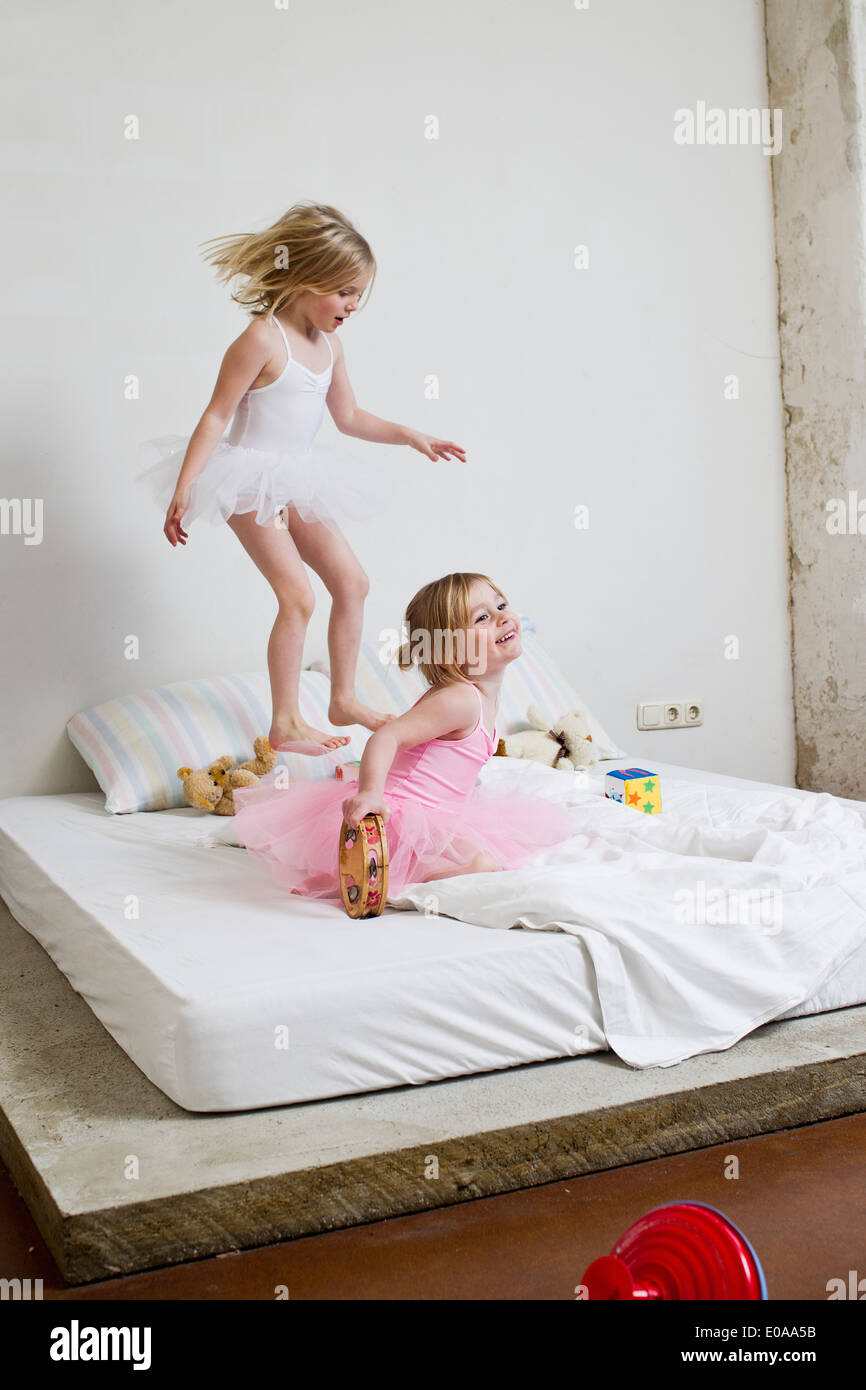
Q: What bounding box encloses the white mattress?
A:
[0,759,864,1113]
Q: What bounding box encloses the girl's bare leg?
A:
[295,851,500,901]
[226,510,350,752]
[286,508,394,732]
[422,849,501,883]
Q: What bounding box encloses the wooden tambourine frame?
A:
[338,813,389,918]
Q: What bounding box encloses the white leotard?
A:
[138,313,387,536]
[227,318,335,452]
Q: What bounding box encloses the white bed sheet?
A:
[395,759,866,1067]
[0,788,605,1112]
[0,758,864,1112]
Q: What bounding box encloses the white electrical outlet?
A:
[637,700,703,730]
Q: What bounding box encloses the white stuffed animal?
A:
[497,704,597,771]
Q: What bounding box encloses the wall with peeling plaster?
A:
[766,0,866,796]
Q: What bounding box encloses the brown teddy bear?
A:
[177,735,278,815]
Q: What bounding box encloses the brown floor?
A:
[2,1112,863,1299]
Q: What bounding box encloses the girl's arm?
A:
[326,333,466,464]
[163,320,274,545]
[341,683,479,827]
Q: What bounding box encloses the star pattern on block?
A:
[642,800,655,813]
[643,778,656,793]
[627,789,641,806]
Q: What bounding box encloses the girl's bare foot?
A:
[328,697,396,732]
[268,718,351,755]
[292,871,336,894]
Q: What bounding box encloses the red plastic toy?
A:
[581,1202,768,1300]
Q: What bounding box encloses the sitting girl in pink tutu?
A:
[232,572,575,902]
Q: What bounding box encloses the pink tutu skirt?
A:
[136,433,389,537]
[232,768,575,903]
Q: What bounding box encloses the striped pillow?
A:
[310,616,625,756]
[67,669,370,814]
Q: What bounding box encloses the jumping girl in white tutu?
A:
[139,201,465,753]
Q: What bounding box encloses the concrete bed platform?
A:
[2,897,864,1286]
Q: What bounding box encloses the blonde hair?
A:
[198,201,376,318]
[397,573,506,690]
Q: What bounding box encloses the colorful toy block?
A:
[604,767,661,814]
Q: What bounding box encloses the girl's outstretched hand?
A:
[407,430,466,463]
[342,792,390,830]
[164,489,191,547]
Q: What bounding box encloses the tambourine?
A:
[338,813,389,918]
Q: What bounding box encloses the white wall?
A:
[0,0,793,798]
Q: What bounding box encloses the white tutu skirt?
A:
[136,434,389,536]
